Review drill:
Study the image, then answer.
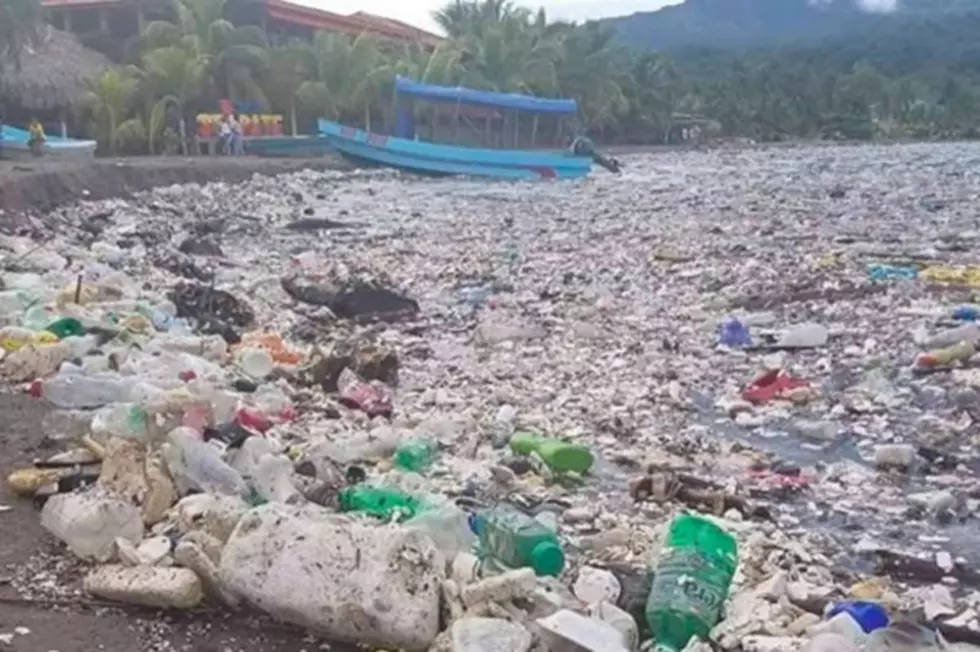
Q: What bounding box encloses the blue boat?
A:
[318,76,596,180]
[1,124,97,161]
[244,135,333,158]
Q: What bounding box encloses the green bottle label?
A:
[649,548,730,624]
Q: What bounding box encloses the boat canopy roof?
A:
[394,76,578,115]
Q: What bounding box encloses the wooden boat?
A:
[243,135,333,158]
[0,125,97,161]
[317,77,594,180]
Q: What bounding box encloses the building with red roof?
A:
[42,0,444,53]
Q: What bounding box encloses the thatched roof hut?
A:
[0,26,113,112]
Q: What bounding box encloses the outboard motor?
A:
[570,136,623,174]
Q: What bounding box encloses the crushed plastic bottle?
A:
[393,437,439,473]
[338,484,421,520]
[252,454,303,504]
[162,427,249,497]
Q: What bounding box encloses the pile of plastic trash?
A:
[6,143,980,652]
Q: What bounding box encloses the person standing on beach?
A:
[27,117,46,156]
[230,113,245,155]
[218,114,233,155]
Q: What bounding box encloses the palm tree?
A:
[263,41,314,136]
[296,31,388,130]
[142,0,269,104]
[139,45,205,154]
[0,0,43,71]
[79,68,142,154]
[433,0,515,39]
[458,11,563,94]
[393,41,463,86]
[556,23,631,137]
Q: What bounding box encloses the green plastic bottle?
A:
[393,437,439,473]
[338,485,421,521]
[645,513,738,651]
[509,432,594,474]
[45,317,85,339]
[470,506,565,577]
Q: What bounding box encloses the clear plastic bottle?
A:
[802,633,859,652]
[162,427,249,497]
[253,454,302,504]
[404,502,476,561]
[41,370,132,409]
[91,403,150,440]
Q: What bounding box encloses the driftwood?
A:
[628,471,771,520]
[874,549,980,589]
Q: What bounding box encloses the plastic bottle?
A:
[338,485,421,520]
[91,403,150,440]
[162,427,249,497]
[953,305,980,321]
[469,505,565,577]
[404,502,476,561]
[252,454,303,504]
[645,513,738,652]
[150,334,228,361]
[826,601,889,634]
[719,317,751,347]
[0,326,54,352]
[393,437,439,473]
[45,317,85,339]
[864,623,942,652]
[916,341,976,368]
[802,633,859,652]
[509,432,594,474]
[923,323,980,349]
[40,371,132,409]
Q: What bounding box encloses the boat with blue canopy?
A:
[318,76,616,180]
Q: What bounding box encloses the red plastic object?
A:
[179,369,197,382]
[235,407,272,433]
[28,380,42,397]
[741,369,809,404]
[340,380,392,418]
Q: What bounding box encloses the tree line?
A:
[3,0,980,153]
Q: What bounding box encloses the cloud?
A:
[857,0,898,12]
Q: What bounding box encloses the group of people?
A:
[218,113,245,155]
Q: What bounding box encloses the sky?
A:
[294,0,682,34]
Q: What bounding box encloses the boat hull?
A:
[244,135,333,158]
[1,125,96,161]
[318,120,591,180]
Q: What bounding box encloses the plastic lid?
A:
[530,541,565,577]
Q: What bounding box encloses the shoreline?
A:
[0,156,351,220]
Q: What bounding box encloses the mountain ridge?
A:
[598,0,980,52]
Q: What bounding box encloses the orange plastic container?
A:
[235,332,303,365]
